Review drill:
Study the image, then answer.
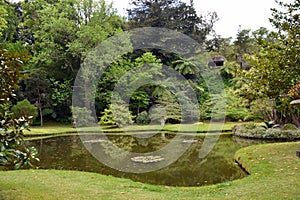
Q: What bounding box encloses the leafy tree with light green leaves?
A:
[0,0,8,38]
[236,0,300,124]
[16,0,124,121]
[24,0,123,76]
[97,52,161,117]
[99,103,134,127]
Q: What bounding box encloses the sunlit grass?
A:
[25,121,245,136]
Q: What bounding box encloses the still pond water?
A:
[27,134,271,186]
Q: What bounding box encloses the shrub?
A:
[234,125,265,138]
[281,123,298,130]
[226,108,249,121]
[261,121,280,129]
[71,106,95,127]
[136,111,150,125]
[245,122,257,130]
[11,99,38,120]
[264,128,281,139]
[248,127,266,138]
[148,105,165,124]
[99,107,115,126]
[99,104,134,127]
[1,104,39,169]
[243,113,264,121]
[279,130,300,140]
[234,125,300,140]
[225,89,253,121]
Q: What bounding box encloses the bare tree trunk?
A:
[291,111,300,127]
[272,108,278,123]
[84,79,91,110]
[39,107,43,127]
[161,117,165,140]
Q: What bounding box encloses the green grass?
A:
[0,142,299,199]
[25,122,243,136]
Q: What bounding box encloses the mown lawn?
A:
[0,142,299,200]
[25,122,242,136]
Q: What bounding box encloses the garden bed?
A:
[233,123,300,140]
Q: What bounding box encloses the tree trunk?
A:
[84,79,91,110]
[39,107,43,127]
[291,111,300,127]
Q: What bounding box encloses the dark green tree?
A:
[18,69,52,126]
[0,46,39,169]
[11,99,38,120]
[127,0,218,44]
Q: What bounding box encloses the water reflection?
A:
[26,134,266,186]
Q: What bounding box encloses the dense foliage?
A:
[234,123,300,140]
[0,46,39,169]
[127,0,218,44]
[1,0,300,128]
[11,99,38,120]
[235,0,300,125]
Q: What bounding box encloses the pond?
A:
[26,134,271,187]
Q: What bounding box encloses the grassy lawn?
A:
[0,142,299,199]
[25,122,242,136]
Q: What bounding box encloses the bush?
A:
[11,99,38,120]
[99,104,134,127]
[281,123,298,130]
[234,124,300,140]
[136,111,150,125]
[261,121,280,129]
[148,105,165,124]
[226,108,249,121]
[71,106,95,127]
[263,128,281,139]
[279,130,300,140]
[243,113,264,121]
[234,125,265,138]
[245,122,257,130]
[1,104,39,169]
[99,107,115,126]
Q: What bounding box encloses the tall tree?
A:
[0,46,39,169]
[127,0,218,44]
[0,0,8,39]
[18,69,52,126]
[18,0,124,120]
[237,0,300,124]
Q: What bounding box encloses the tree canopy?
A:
[1,0,300,126]
[127,0,218,44]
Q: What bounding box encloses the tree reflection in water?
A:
[26,134,269,186]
